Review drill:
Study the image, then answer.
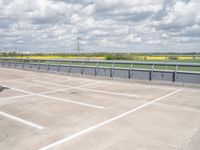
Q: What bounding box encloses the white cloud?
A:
[158,0,200,29]
[124,34,142,43]
[0,0,200,52]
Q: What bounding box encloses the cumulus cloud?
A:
[0,0,200,52]
[157,0,200,30]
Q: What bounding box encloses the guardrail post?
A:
[8,61,10,67]
[110,63,115,77]
[47,63,49,71]
[95,62,99,76]
[14,60,17,68]
[128,64,133,79]
[81,61,85,75]
[57,63,60,72]
[149,64,154,81]
[68,62,71,73]
[63,63,68,75]
[22,60,25,70]
[172,65,178,82]
[38,60,41,71]
[29,62,32,70]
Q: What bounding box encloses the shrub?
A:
[168,56,177,60]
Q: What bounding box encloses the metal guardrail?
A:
[0,58,200,84]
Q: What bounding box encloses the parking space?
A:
[0,68,200,150]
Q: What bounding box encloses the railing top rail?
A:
[0,58,200,67]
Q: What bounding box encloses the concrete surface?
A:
[0,68,200,150]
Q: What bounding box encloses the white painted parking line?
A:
[0,84,33,94]
[1,77,39,82]
[39,95,104,109]
[77,87,138,98]
[95,79,177,90]
[1,83,105,109]
[0,82,102,99]
[32,80,71,88]
[38,89,181,150]
[33,80,101,89]
[0,111,44,130]
[0,94,34,101]
[39,81,103,95]
[9,87,33,94]
[39,88,70,95]
[33,80,138,98]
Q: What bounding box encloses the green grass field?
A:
[37,61,200,72]
[1,52,200,72]
[1,52,200,63]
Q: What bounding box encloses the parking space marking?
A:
[93,79,178,90]
[33,80,138,98]
[38,89,181,150]
[32,80,71,88]
[39,95,104,109]
[0,81,102,100]
[0,84,33,94]
[39,81,102,95]
[0,76,39,82]
[1,83,105,109]
[0,94,34,101]
[0,111,44,130]
[76,87,138,98]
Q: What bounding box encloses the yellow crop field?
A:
[17,56,63,59]
[16,55,106,60]
[145,56,167,60]
[177,56,194,60]
[2,53,200,63]
[142,56,198,61]
[13,55,199,61]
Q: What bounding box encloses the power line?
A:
[77,35,80,53]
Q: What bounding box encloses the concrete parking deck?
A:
[0,68,200,150]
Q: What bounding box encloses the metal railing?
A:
[0,58,200,84]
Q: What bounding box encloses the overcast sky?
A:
[0,0,200,53]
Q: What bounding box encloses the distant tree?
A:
[168,56,177,60]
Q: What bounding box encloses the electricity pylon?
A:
[77,35,80,54]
